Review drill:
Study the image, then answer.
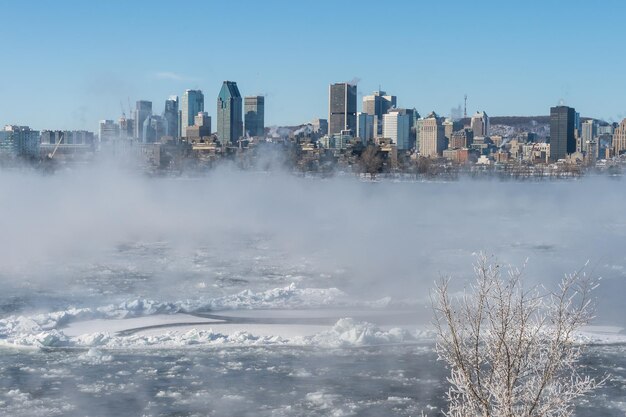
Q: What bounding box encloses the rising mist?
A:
[1,166,625,324]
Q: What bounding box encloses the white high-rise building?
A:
[181,89,204,138]
[383,111,410,150]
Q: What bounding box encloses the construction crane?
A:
[47,132,64,160]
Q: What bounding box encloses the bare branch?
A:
[432,253,604,417]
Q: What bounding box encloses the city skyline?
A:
[1,1,626,131]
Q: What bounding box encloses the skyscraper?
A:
[581,119,598,154]
[386,108,418,148]
[470,111,489,137]
[362,90,396,135]
[244,96,265,137]
[217,81,243,144]
[549,106,576,161]
[142,115,166,143]
[135,100,152,141]
[328,83,357,135]
[180,90,204,138]
[418,112,446,157]
[356,112,375,142]
[164,96,179,138]
[383,111,410,150]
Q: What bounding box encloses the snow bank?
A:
[1,283,622,350]
[0,284,397,349]
[0,317,421,350]
[300,318,414,347]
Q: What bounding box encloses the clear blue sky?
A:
[1,0,625,131]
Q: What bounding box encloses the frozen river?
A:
[2,171,626,415]
[1,343,625,416]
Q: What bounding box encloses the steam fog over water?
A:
[1,167,626,415]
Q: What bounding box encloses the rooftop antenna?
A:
[464,94,468,118]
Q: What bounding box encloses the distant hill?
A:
[461,115,602,126]
[491,116,551,126]
[459,116,549,126]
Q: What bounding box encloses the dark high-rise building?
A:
[217,81,243,144]
[244,96,265,137]
[328,83,357,135]
[164,96,179,138]
[135,100,152,141]
[550,106,576,161]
